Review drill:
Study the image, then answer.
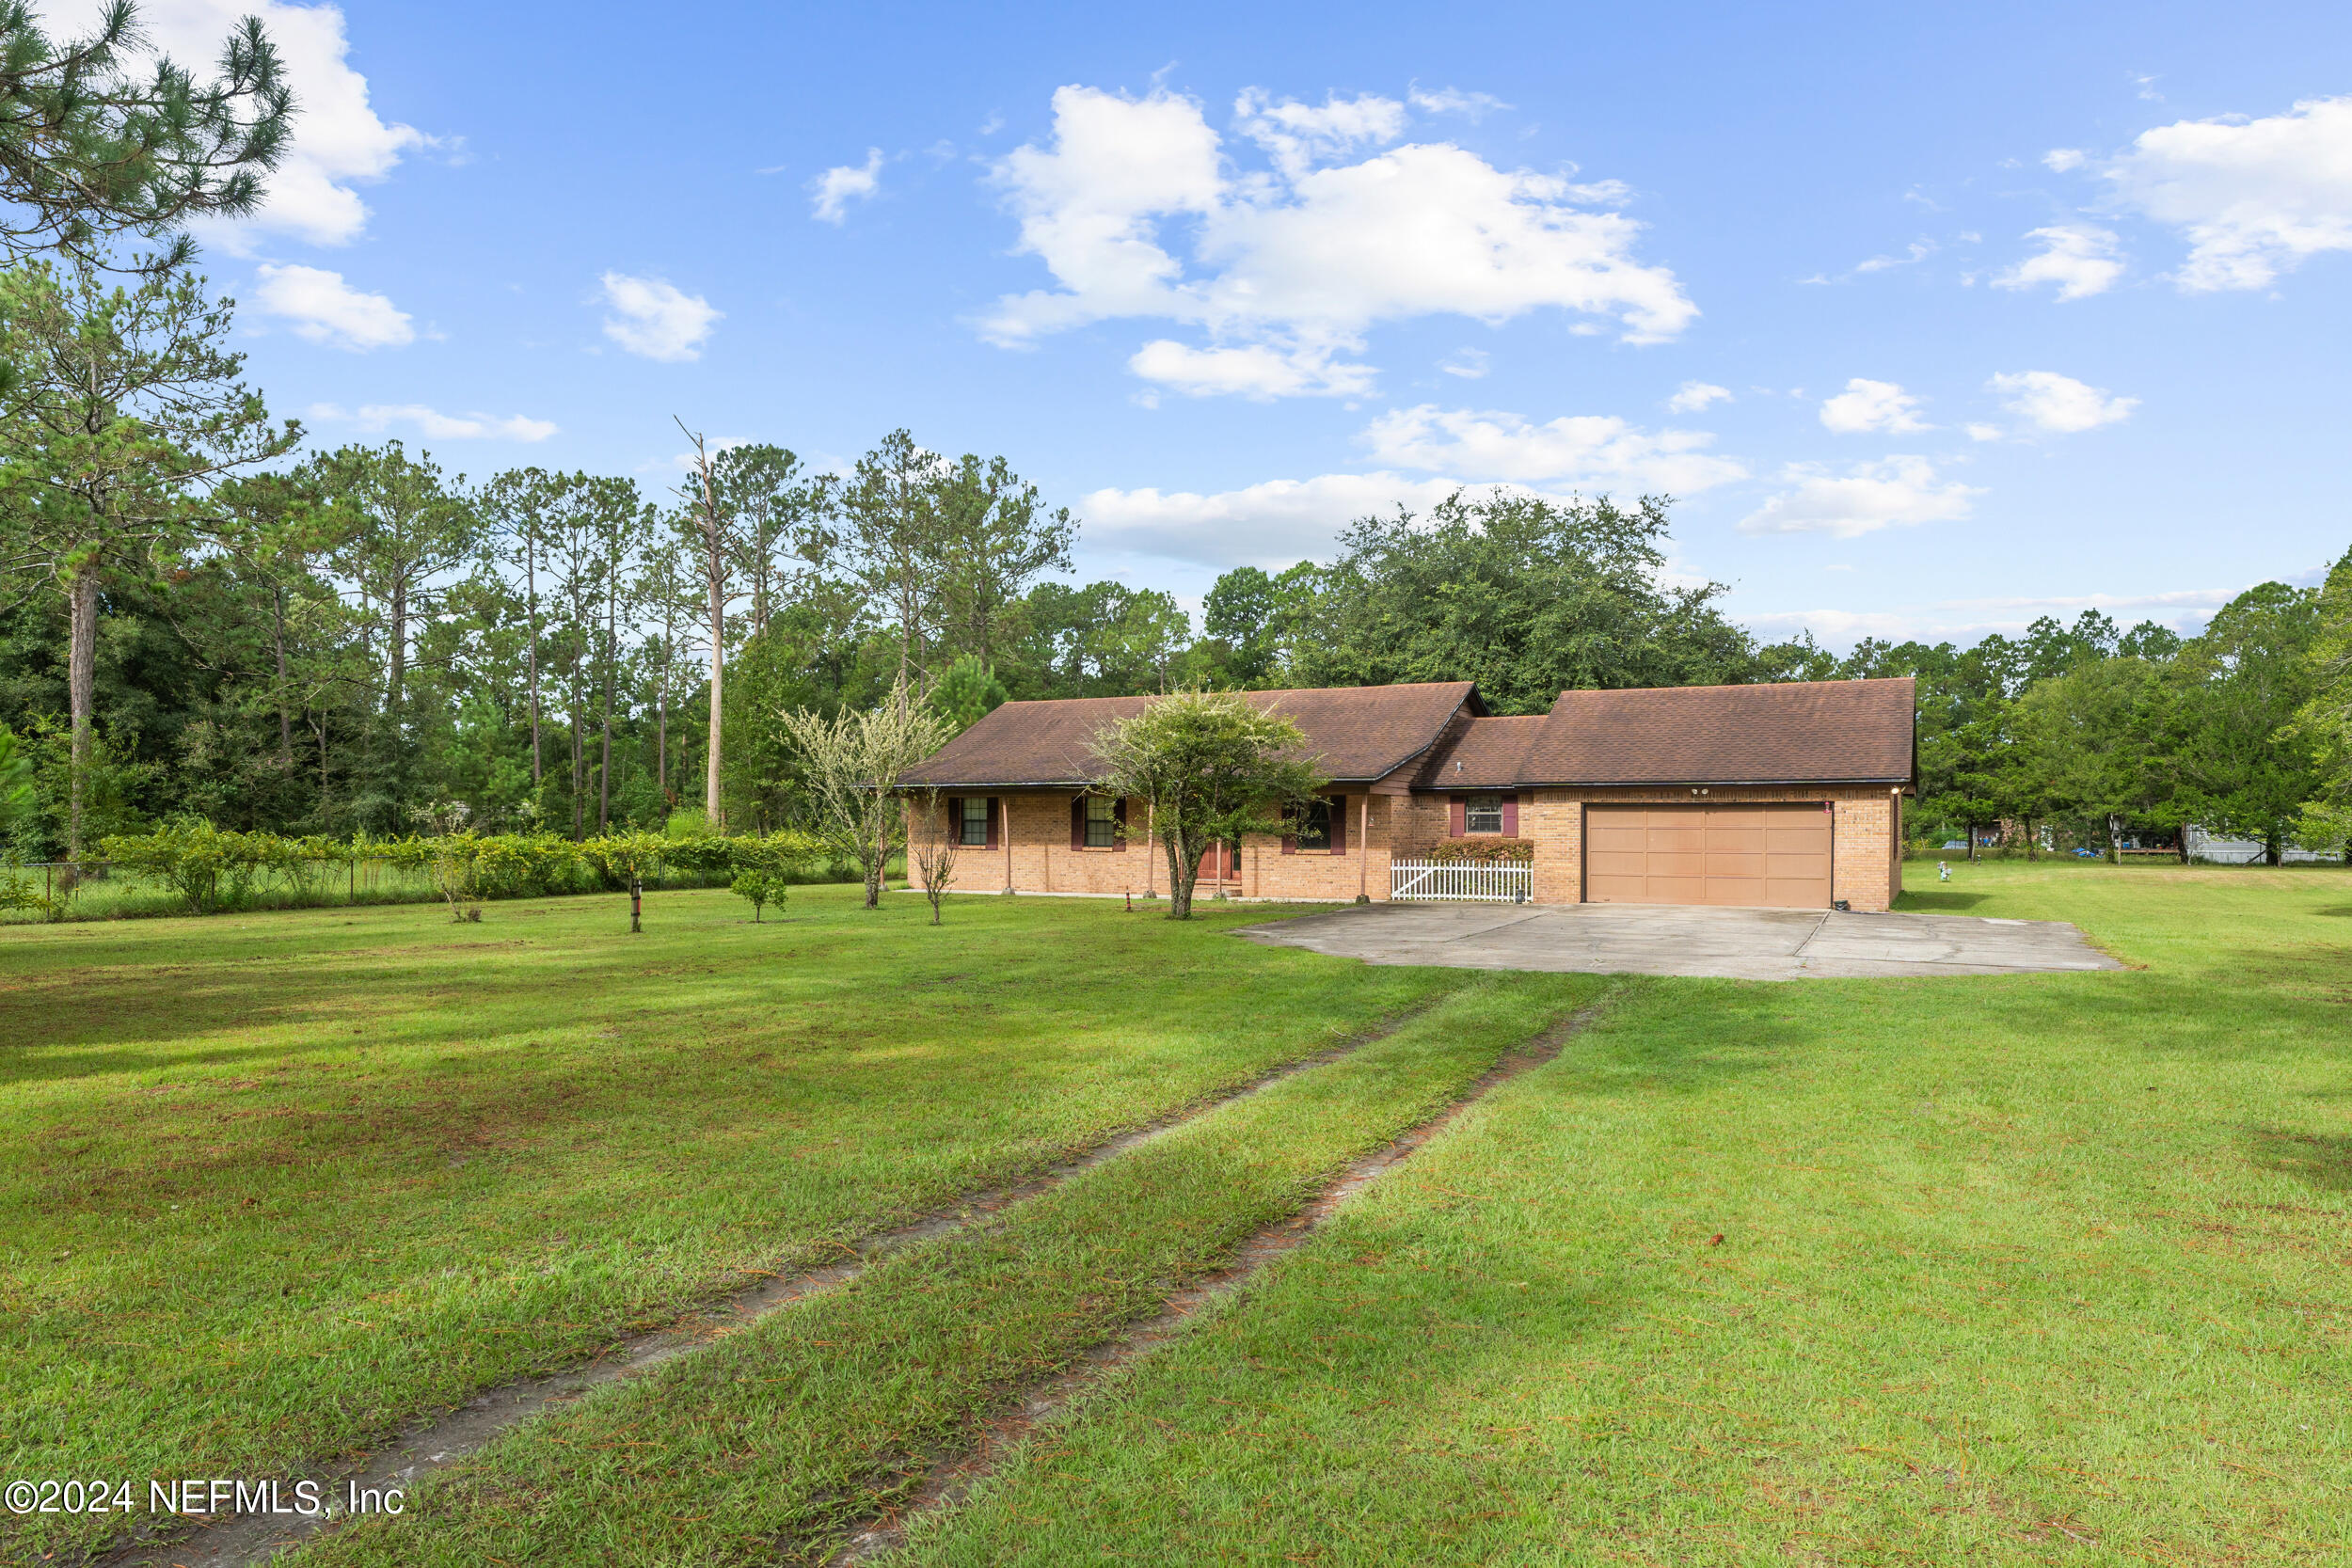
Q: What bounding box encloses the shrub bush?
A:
[84,826,830,921]
[1428,837,1534,863]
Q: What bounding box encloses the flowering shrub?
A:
[1428,836,1534,863]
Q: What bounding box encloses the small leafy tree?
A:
[723,832,794,922]
[776,680,950,909]
[1091,689,1326,920]
[903,784,959,926]
[730,865,785,921]
[586,829,666,932]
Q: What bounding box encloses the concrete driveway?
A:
[1232,901,2122,981]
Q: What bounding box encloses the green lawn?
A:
[0,884,1472,1561]
[899,863,2352,1566]
[8,864,2349,1566]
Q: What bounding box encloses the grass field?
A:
[901,863,2352,1566]
[0,883,1479,1561]
[6,862,2350,1564]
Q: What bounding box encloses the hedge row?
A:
[4,822,831,919]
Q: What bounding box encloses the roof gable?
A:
[1408,715,1546,791]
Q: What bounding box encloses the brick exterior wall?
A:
[922,783,1906,910]
[923,791,1395,903]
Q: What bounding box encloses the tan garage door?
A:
[1584,803,1833,909]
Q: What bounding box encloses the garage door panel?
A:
[1585,803,1831,909]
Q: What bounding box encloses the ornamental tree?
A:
[1090,689,1325,920]
[776,679,950,909]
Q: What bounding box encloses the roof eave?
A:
[1511,773,1916,788]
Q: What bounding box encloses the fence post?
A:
[630,872,643,934]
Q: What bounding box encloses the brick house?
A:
[898,677,1916,911]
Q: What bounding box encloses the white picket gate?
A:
[1389,858,1533,903]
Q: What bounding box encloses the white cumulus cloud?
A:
[51,0,433,251]
[1739,457,1981,538]
[809,148,883,224]
[1082,472,1524,568]
[308,402,557,441]
[1666,380,1731,413]
[251,262,411,349]
[1362,404,1745,493]
[981,84,1693,398]
[1988,370,2137,433]
[1128,340,1375,399]
[1233,88,1408,178]
[1407,86,1511,119]
[1994,225,2125,300]
[2096,96,2352,291]
[1819,378,1930,435]
[597,272,721,361]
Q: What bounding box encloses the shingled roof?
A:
[897,681,1480,789]
[1511,677,1916,786]
[1408,715,1546,790]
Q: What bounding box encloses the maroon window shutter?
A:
[1328,795,1346,854]
[1502,795,1519,836]
[1280,808,1296,855]
[1449,795,1466,837]
[1071,796,1085,850]
[1112,797,1128,852]
[985,798,999,850]
[947,797,961,845]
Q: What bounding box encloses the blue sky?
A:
[73,0,2352,646]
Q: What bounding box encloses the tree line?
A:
[0,4,2344,873]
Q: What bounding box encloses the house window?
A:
[1295,797,1332,851]
[1465,793,1505,834]
[1084,795,1118,848]
[959,797,990,847]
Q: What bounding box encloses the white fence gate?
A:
[1389,858,1533,903]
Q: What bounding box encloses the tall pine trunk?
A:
[571,656,586,841]
[705,580,723,829]
[272,582,293,768]
[597,592,614,833]
[387,579,406,714]
[65,565,99,867]
[525,547,542,786]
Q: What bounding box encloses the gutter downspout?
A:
[1145,802,1155,898]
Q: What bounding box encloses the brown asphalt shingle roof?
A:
[900,676,1917,791]
[1408,715,1546,791]
[1513,676,1916,785]
[897,681,1480,788]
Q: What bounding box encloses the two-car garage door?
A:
[1584,803,1833,909]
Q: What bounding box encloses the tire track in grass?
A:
[289,975,1613,1568]
[828,1003,1605,1564]
[87,998,1455,1568]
